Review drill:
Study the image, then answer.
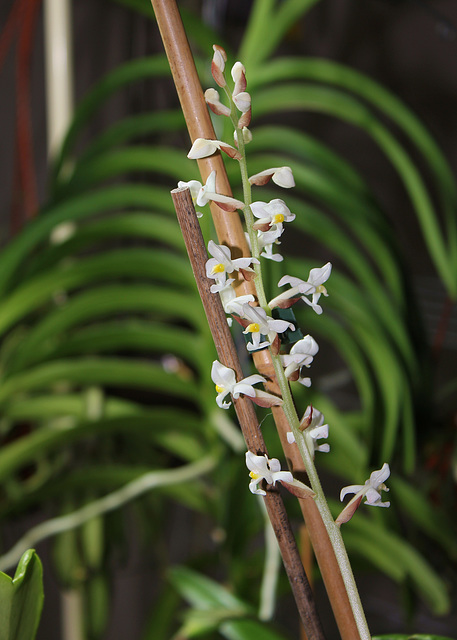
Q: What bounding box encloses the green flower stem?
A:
[269,350,371,640]
[225,84,268,309]
[231,99,371,638]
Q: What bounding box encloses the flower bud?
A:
[231,61,247,96]
[204,88,231,117]
[212,44,227,87]
[233,91,251,114]
[234,127,253,145]
[238,108,252,129]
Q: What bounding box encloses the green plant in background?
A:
[0,0,455,637]
[0,549,44,640]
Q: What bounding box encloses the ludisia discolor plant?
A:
[179,44,391,640]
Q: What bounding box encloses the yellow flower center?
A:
[211,263,225,274]
[215,384,224,394]
[316,285,327,294]
[272,213,284,224]
[249,471,261,480]
[246,323,260,333]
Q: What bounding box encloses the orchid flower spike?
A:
[251,199,295,234]
[287,406,330,457]
[269,263,332,314]
[188,138,242,161]
[249,167,295,189]
[245,451,293,496]
[281,335,319,386]
[336,463,391,526]
[241,304,294,352]
[206,240,259,293]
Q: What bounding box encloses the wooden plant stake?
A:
[152,1,361,638]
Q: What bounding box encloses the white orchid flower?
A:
[281,335,319,385]
[245,451,293,496]
[336,463,391,526]
[196,171,245,212]
[211,360,266,409]
[206,241,259,292]
[269,262,332,314]
[287,406,330,456]
[178,172,244,216]
[241,304,294,352]
[249,167,295,189]
[220,286,255,316]
[188,138,242,161]
[340,463,391,507]
[251,199,295,234]
[245,228,283,262]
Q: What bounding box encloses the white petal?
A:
[211,360,236,389]
[308,262,332,286]
[340,484,364,501]
[272,470,294,485]
[272,166,295,188]
[369,462,390,488]
[187,138,218,159]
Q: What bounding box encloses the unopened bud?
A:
[212,44,227,87]
[234,127,253,146]
[233,91,251,114]
[205,88,231,117]
[231,61,247,96]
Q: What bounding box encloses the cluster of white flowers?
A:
[178,44,391,519]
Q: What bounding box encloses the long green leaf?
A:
[336,507,451,615]
[21,212,187,280]
[0,251,201,336]
[8,321,208,376]
[252,84,456,295]
[5,287,205,373]
[0,410,204,482]
[57,147,197,198]
[0,358,200,406]
[51,56,171,184]
[0,185,177,296]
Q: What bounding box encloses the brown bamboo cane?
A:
[151,1,361,637]
[171,187,324,638]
